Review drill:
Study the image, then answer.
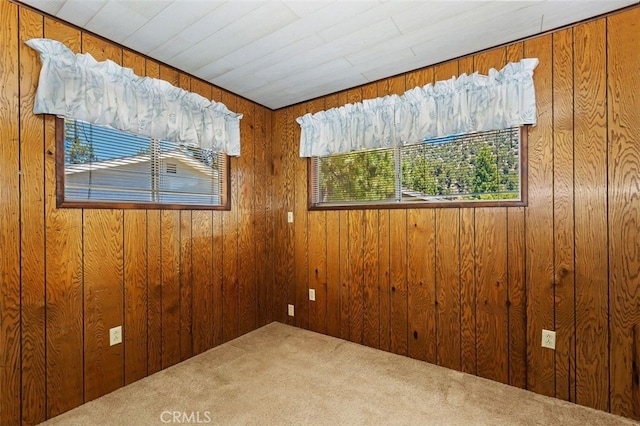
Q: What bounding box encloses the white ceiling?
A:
[20,0,638,109]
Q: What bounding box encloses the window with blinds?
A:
[310,127,526,209]
[57,118,228,209]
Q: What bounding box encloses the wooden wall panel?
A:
[221,90,239,340]
[339,210,350,340]
[4,3,270,422]
[293,102,309,330]
[255,105,269,327]
[284,107,296,327]
[506,42,528,391]
[43,18,85,419]
[524,33,556,398]
[608,6,640,420]
[83,210,125,401]
[325,210,341,338]
[308,211,327,334]
[378,210,391,352]
[192,211,214,354]
[363,209,380,348]
[147,209,163,375]
[269,4,640,423]
[574,19,609,411]
[474,208,509,384]
[237,97,256,335]
[407,209,435,363]
[18,6,46,425]
[0,2,20,424]
[507,207,527,389]
[179,211,193,361]
[348,210,365,344]
[552,28,575,403]
[389,210,408,356]
[161,210,181,368]
[435,209,460,371]
[124,210,148,385]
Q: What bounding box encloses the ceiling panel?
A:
[18,0,639,109]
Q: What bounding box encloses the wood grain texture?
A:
[475,208,509,384]
[363,210,380,349]
[283,107,295,327]
[293,103,309,330]
[308,211,327,334]
[407,209,435,363]
[378,210,391,353]
[212,210,224,347]
[179,211,193,361]
[339,211,350,340]
[222,91,239,339]
[435,209,461,371]
[348,210,365,344]
[254,105,269,327]
[192,211,214,354]
[459,207,476,374]
[574,18,609,412]
[507,207,527,389]
[524,33,556,397]
[123,210,148,385]
[506,42,528,391]
[0,2,21,424]
[161,210,181,368]
[271,109,288,323]
[551,28,576,402]
[237,97,256,336]
[43,18,85,419]
[325,210,341,338]
[19,6,46,425]
[389,210,408,356]
[83,209,125,401]
[608,7,640,419]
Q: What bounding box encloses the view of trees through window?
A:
[312,127,521,206]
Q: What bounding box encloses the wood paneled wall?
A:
[0,2,273,424]
[271,5,640,420]
[2,1,640,425]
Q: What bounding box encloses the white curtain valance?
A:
[297,58,539,158]
[26,38,243,156]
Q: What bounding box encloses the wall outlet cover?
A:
[110,326,122,346]
[541,329,556,350]
[309,288,316,301]
[287,304,295,316]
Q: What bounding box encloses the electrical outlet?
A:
[287,304,295,316]
[287,212,294,223]
[110,326,122,346]
[309,288,316,301]
[541,329,556,350]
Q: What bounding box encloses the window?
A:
[57,118,229,209]
[309,127,527,209]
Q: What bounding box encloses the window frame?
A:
[55,117,231,210]
[308,127,528,210]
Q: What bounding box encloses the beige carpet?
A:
[41,322,637,426]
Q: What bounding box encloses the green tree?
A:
[473,145,498,195]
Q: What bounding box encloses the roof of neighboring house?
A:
[65,149,219,178]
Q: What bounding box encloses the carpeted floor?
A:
[41,322,637,425]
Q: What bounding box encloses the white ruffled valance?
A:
[26,38,243,156]
[297,58,538,157]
